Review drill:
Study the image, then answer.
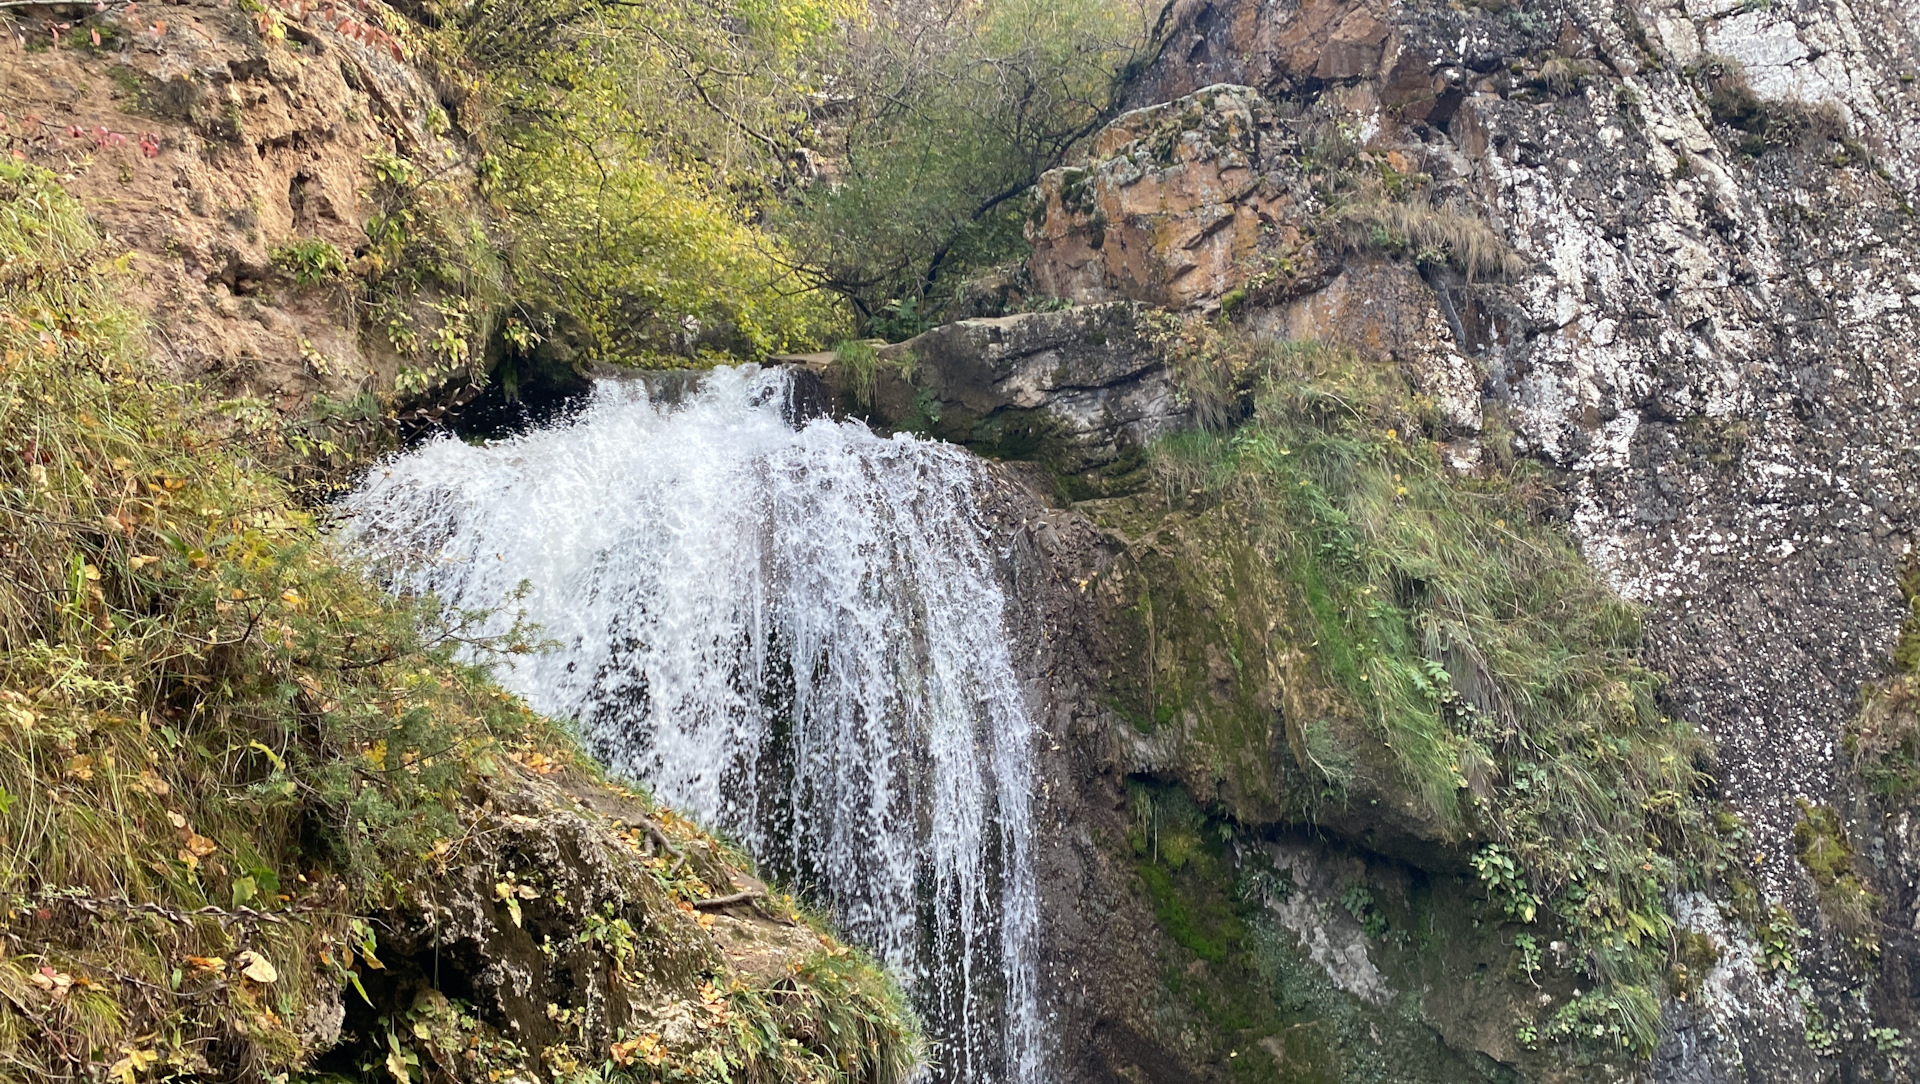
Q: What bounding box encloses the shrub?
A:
[268,237,346,286]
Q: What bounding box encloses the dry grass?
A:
[1324,199,1531,282]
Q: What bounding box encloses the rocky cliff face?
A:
[1095,0,1920,1076]
[1,0,490,425]
[822,0,1920,1078]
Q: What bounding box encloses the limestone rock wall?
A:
[1013,0,1920,1078]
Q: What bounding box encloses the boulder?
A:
[788,303,1188,489]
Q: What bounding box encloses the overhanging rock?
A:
[787,303,1189,490]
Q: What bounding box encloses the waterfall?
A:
[339,366,1041,1083]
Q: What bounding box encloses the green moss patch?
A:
[1105,318,1723,1062]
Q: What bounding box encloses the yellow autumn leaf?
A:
[129,554,159,570]
[183,833,217,858]
[105,1045,157,1084]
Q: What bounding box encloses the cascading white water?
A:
[339,366,1040,1083]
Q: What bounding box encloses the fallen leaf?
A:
[184,955,225,973]
[235,951,277,983]
[106,1045,156,1084]
[66,754,95,781]
[166,811,187,828]
[129,554,159,570]
[184,833,217,858]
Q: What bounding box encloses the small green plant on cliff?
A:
[832,338,882,408]
[1793,802,1881,959]
[1323,198,1529,282]
[1696,55,1855,158]
[269,237,347,286]
[1845,558,1920,797]
[1302,135,1527,282]
[1149,318,1720,1058]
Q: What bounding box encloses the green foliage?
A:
[1338,883,1388,938]
[0,157,557,1080]
[831,338,881,408]
[1471,844,1540,924]
[1513,931,1542,983]
[777,0,1163,330]
[1843,561,1920,798]
[360,148,505,386]
[269,238,347,286]
[1895,556,1920,675]
[1147,319,1721,1059]
[1793,802,1880,958]
[444,0,849,363]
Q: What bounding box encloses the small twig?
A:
[37,885,343,928]
[633,816,693,877]
[692,889,765,911]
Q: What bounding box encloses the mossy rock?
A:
[1085,494,1453,855]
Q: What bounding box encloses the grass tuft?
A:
[1323,199,1531,282]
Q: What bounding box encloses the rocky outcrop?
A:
[970,463,1551,1084]
[833,4,1920,1074]
[881,0,1920,1078]
[1025,86,1311,312]
[321,767,912,1083]
[787,303,1190,490]
[1,0,482,413]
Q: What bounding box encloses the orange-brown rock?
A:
[0,0,475,411]
[1025,85,1305,312]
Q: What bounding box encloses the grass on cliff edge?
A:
[0,161,916,1082]
[1147,316,1725,1058]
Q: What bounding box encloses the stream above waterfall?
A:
[339,365,1042,1084]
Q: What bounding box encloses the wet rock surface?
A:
[787,303,1191,487]
[971,463,1545,1083]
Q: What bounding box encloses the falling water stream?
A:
[340,366,1041,1083]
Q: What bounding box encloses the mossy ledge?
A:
[0,163,918,1081]
[1070,317,1733,1073]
